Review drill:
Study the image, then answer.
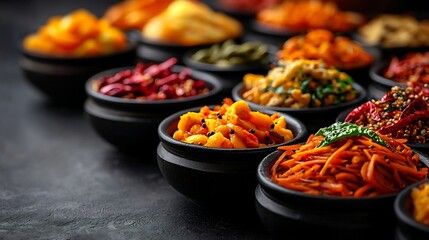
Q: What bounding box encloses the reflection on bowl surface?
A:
[394,179,429,240]
[84,64,223,153]
[156,104,308,208]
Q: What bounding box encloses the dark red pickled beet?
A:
[95,58,209,100]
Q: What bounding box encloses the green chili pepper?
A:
[315,122,389,148]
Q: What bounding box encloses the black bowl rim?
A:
[352,32,429,52]
[394,179,429,233]
[335,107,429,150]
[208,0,258,17]
[369,60,407,88]
[231,81,368,114]
[257,147,429,202]
[136,30,243,50]
[157,105,308,154]
[249,19,304,38]
[20,34,137,62]
[182,44,273,73]
[85,65,223,106]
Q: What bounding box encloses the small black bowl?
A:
[232,82,368,133]
[207,1,256,30]
[135,31,241,64]
[19,40,137,105]
[336,107,429,155]
[394,179,429,240]
[157,106,308,209]
[352,32,429,59]
[369,59,407,91]
[256,148,429,240]
[182,43,275,97]
[246,20,301,48]
[84,65,223,154]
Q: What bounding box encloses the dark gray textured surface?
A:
[0,1,270,239]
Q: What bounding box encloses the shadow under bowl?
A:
[156,106,308,209]
[394,179,429,240]
[336,107,429,155]
[231,82,368,133]
[84,65,223,154]
[256,149,429,240]
[19,42,137,105]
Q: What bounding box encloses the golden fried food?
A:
[23,9,128,57]
[142,0,243,46]
[257,0,365,32]
[358,14,429,48]
[103,0,173,30]
[277,29,373,70]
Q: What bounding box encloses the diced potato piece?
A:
[177,112,203,131]
[184,134,208,145]
[206,132,233,148]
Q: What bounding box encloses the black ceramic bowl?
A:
[232,82,368,133]
[207,1,256,29]
[256,148,429,240]
[394,179,429,240]
[369,59,407,98]
[135,31,241,64]
[19,41,137,104]
[84,65,223,154]
[182,43,275,97]
[246,20,300,48]
[352,32,429,59]
[336,108,429,155]
[157,106,308,209]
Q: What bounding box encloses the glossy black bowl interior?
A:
[157,105,308,208]
[84,65,223,154]
[394,179,429,240]
[232,81,368,133]
[336,107,429,155]
[20,40,137,104]
[256,148,429,240]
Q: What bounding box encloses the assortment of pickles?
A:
[190,40,269,67]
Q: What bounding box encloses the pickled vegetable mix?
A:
[270,122,428,197]
[173,98,294,148]
[94,58,209,100]
[23,9,128,57]
[384,52,429,85]
[242,59,358,108]
[190,40,269,67]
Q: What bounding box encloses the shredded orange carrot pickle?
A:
[270,134,429,197]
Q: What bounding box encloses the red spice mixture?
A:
[345,83,429,144]
[384,52,429,84]
[95,58,209,100]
